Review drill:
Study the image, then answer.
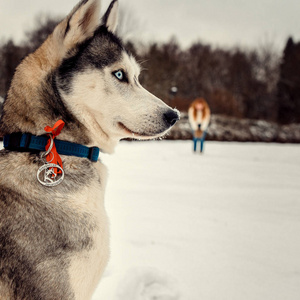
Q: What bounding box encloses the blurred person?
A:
[188,98,211,153]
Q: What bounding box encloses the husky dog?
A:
[0,0,179,299]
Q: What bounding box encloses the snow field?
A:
[93,141,300,300]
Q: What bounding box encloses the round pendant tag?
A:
[37,163,64,187]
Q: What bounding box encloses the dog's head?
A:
[0,0,179,153]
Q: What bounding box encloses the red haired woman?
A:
[188,98,211,153]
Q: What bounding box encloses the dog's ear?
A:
[102,0,119,33]
[54,0,101,52]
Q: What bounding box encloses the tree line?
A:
[0,16,299,124]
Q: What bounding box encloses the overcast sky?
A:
[0,0,299,51]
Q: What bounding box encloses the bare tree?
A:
[277,37,300,124]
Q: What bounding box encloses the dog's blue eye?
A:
[112,70,129,83]
[114,70,124,81]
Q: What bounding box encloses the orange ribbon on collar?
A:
[44,120,65,176]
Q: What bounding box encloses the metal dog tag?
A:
[37,163,64,187]
[36,133,64,187]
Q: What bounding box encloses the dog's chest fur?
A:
[0,151,109,300]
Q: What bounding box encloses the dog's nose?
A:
[164,110,180,126]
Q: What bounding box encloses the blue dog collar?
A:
[3,133,100,162]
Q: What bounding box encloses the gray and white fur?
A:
[0,0,179,299]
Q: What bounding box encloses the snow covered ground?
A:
[1,141,300,299]
[93,141,300,300]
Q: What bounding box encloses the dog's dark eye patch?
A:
[57,26,124,94]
